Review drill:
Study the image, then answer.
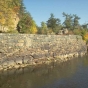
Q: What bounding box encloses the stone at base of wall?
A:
[0,51,86,71]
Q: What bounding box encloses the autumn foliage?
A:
[83,33,88,41]
[0,0,37,33]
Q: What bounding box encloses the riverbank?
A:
[0,34,87,71]
[0,46,87,71]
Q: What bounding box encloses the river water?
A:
[0,55,88,88]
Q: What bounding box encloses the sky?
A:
[23,0,88,26]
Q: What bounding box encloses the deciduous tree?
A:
[0,0,22,31]
[17,12,37,34]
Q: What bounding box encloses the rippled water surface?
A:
[0,55,88,88]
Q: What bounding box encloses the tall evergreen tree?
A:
[73,14,80,29]
[47,13,61,33]
[63,12,73,29]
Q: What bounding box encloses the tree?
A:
[18,0,26,18]
[37,22,48,34]
[73,14,80,29]
[47,13,61,34]
[63,12,73,29]
[41,21,48,34]
[63,12,81,30]
[0,0,22,25]
[0,0,22,32]
[17,12,37,34]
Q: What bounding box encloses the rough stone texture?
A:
[0,34,87,70]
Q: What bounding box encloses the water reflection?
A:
[0,55,88,88]
[83,55,88,67]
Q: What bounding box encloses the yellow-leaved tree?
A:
[0,0,22,32]
[30,21,37,34]
[84,33,88,41]
[17,12,37,34]
[0,0,37,33]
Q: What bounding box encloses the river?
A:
[0,55,88,88]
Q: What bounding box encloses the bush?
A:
[73,29,81,35]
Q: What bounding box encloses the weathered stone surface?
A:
[23,55,32,64]
[33,54,46,59]
[7,60,15,67]
[15,57,23,65]
[0,34,87,70]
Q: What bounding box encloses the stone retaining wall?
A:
[0,34,87,71]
